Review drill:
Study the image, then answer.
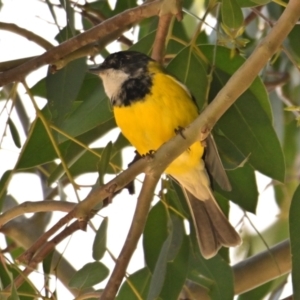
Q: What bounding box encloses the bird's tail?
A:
[184,190,241,259]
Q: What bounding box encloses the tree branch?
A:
[100,173,160,300]
[234,240,291,294]
[151,13,173,63]
[0,200,75,228]
[180,240,291,298]
[0,0,162,86]
[0,22,54,50]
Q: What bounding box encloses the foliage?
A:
[0,0,299,299]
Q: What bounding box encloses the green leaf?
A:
[46,58,86,126]
[8,118,21,148]
[0,170,12,202]
[222,0,244,30]
[69,262,109,290]
[130,30,156,55]
[146,231,172,300]
[166,46,208,110]
[98,141,113,185]
[143,202,169,272]
[114,0,136,14]
[220,163,258,213]
[202,46,285,182]
[7,282,20,300]
[59,75,113,142]
[47,123,121,183]
[236,0,267,7]
[214,133,247,170]
[145,202,188,300]
[237,278,283,300]
[30,77,46,97]
[116,267,151,300]
[16,118,57,169]
[188,252,235,300]
[93,218,108,261]
[159,216,189,300]
[289,185,300,300]
[43,251,54,275]
[288,25,300,61]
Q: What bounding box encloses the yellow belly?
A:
[113,71,204,175]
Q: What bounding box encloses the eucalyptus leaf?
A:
[69,262,109,290]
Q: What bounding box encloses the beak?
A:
[88,64,103,75]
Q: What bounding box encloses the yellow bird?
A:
[90,51,241,259]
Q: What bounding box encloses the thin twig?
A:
[100,174,159,300]
[151,13,173,63]
[0,1,162,86]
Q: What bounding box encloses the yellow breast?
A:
[113,68,204,175]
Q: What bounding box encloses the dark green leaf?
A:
[167,46,208,110]
[289,185,300,300]
[222,0,244,30]
[116,267,151,300]
[202,46,285,181]
[54,25,75,43]
[236,0,267,7]
[288,25,300,61]
[130,30,156,55]
[214,131,247,170]
[93,218,108,261]
[30,77,46,97]
[7,282,20,300]
[114,0,136,14]
[143,202,169,272]
[43,251,54,275]
[98,141,113,185]
[238,280,274,300]
[59,76,113,141]
[46,58,86,126]
[69,145,122,177]
[47,120,119,183]
[69,261,109,290]
[188,252,235,300]
[215,162,258,213]
[8,118,21,148]
[147,212,172,300]
[0,170,12,202]
[159,218,189,300]
[16,118,57,169]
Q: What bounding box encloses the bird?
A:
[89,50,241,259]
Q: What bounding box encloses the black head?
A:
[89,51,153,76]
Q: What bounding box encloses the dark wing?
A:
[204,134,232,192]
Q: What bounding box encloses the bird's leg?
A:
[142,150,156,159]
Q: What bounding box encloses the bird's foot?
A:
[174,126,186,139]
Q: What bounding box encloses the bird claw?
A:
[174,126,186,139]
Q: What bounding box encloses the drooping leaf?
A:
[158,215,189,300]
[289,185,300,300]
[188,251,235,300]
[8,118,21,148]
[116,267,151,300]
[98,141,113,185]
[16,118,57,169]
[222,0,244,30]
[69,261,109,290]
[92,217,108,261]
[46,58,86,126]
[167,46,208,110]
[202,45,285,182]
[143,201,169,272]
[58,75,113,141]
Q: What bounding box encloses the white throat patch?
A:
[99,69,129,102]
